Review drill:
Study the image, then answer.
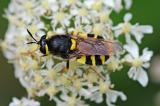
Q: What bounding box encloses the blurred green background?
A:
[0,0,160,106]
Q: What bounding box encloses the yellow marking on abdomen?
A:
[91,55,96,66]
[100,55,105,64]
[76,55,86,64]
[77,55,109,66]
[70,39,76,50]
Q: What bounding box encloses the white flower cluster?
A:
[1,0,153,106]
[9,97,40,106]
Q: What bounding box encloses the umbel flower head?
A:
[1,0,153,106]
[9,97,40,106]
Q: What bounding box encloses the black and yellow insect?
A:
[27,29,121,69]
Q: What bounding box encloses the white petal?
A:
[84,0,94,8]
[77,100,89,106]
[124,13,132,22]
[131,29,144,43]
[137,67,149,87]
[113,0,123,12]
[136,25,153,34]
[124,54,134,63]
[63,19,70,27]
[53,97,66,106]
[112,24,123,30]
[22,98,40,106]
[90,92,103,103]
[79,88,92,99]
[9,97,40,106]
[60,93,69,101]
[84,25,92,33]
[124,0,132,9]
[131,25,153,43]
[106,90,127,106]
[113,24,124,37]
[46,58,54,69]
[142,62,150,68]
[9,97,20,106]
[125,33,132,43]
[53,62,65,72]
[128,67,137,80]
[70,9,78,16]
[76,69,83,76]
[104,0,115,8]
[82,17,90,24]
[128,67,149,87]
[114,29,123,37]
[124,41,139,58]
[140,48,153,62]
[55,28,65,33]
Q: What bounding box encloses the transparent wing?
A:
[77,38,122,56]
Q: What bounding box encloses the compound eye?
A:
[40,45,46,54]
[40,39,46,46]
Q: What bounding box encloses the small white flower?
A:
[53,94,88,106]
[52,12,71,29]
[91,86,127,106]
[86,76,127,106]
[104,0,131,12]
[9,97,40,106]
[124,41,153,87]
[113,13,153,43]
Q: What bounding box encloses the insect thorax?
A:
[46,35,74,58]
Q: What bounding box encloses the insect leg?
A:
[66,59,69,69]
[60,60,69,74]
[90,66,105,81]
[64,26,69,34]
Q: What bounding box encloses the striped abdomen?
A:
[69,31,114,66]
[76,55,109,66]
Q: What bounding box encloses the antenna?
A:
[26,41,37,44]
[27,29,38,43]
